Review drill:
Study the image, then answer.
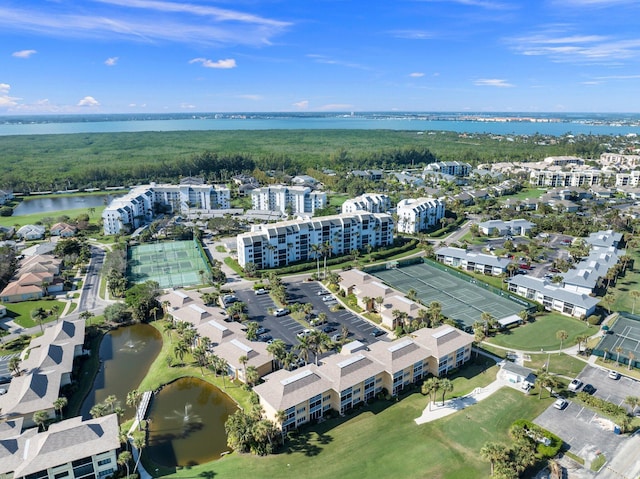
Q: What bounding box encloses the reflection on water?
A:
[146,377,238,467]
[80,323,162,419]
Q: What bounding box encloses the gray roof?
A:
[436,246,511,269]
[502,362,533,378]
[508,275,600,309]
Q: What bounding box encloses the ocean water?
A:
[1,112,640,137]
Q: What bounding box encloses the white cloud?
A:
[237,94,261,101]
[189,58,237,69]
[474,78,514,87]
[317,103,353,111]
[307,54,370,70]
[0,83,21,108]
[180,103,196,109]
[0,2,290,47]
[418,0,515,10]
[390,30,435,40]
[409,72,425,78]
[77,96,100,107]
[105,57,119,66]
[12,49,37,58]
[292,100,309,109]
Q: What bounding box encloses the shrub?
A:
[510,419,562,458]
[587,315,601,325]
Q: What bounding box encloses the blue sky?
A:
[2,0,640,114]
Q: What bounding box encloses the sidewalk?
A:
[415,375,510,424]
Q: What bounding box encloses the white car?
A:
[255,288,268,295]
[568,378,582,392]
[608,370,620,380]
[296,329,312,338]
[553,398,568,410]
[274,308,290,317]
[322,295,336,302]
[0,388,7,396]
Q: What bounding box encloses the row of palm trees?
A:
[420,376,454,411]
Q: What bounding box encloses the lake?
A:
[145,377,238,467]
[80,323,163,420]
[13,193,116,216]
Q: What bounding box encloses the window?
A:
[54,472,70,479]
[98,470,114,478]
[97,459,111,467]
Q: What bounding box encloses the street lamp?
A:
[541,348,550,372]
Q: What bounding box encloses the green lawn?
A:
[0,206,106,228]
[2,299,67,328]
[499,188,548,201]
[486,313,597,351]
[154,387,552,479]
[524,352,588,378]
[328,194,349,208]
[610,247,640,313]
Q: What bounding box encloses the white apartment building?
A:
[530,169,610,188]
[424,161,472,177]
[395,197,445,234]
[236,212,394,269]
[251,185,326,215]
[102,181,230,234]
[0,415,120,479]
[600,153,640,169]
[341,193,391,214]
[615,171,640,187]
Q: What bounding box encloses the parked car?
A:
[370,328,385,337]
[316,290,330,296]
[568,378,582,392]
[259,334,273,342]
[322,295,336,302]
[608,370,620,380]
[582,384,596,395]
[549,268,561,273]
[0,388,7,396]
[553,398,568,410]
[0,376,11,385]
[331,333,343,342]
[255,288,268,295]
[274,308,290,317]
[323,325,337,334]
[256,327,267,335]
[297,329,312,338]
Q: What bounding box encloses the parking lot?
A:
[574,365,640,413]
[534,397,626,463]
[234,279,388,354]
[534,365,640,464]
[0,354,17,383]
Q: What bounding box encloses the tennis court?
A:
[596,313,640,367]
[127,240,210,289]
[372,262,525,329]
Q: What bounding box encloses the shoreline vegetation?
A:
[0,129,606,193]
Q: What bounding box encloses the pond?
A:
[13,193,118,216]
[145,377,238,467]
[81,323,162,419]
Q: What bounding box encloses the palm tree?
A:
[421,377,440,411]
[375,296,384,312]
[311,243,322,278]
[407,288,417,301]
[126,389,143,430]
[480,311,496,336]
[33,410,49,432]
[480,442,509,476]
[439,378,453,405]
[104,394,118,413]
[631,290,640,315]
[8,356,21,377]
[628,351,636,370]
[245,366,259,387]
[428,301,442,327]
[117,451,132,478]
[173,339,189,366]
[132,434,146,475]
[615,345,624,365]
[295,336,312,365]
[575,334,589,354]
[624,396,639,415]
[53,396,68,419]
[31,307,47,333]
[51,304,61,324]
[556,330,568,352]
[275,409,287,444]
[238,355,249,383]
[267,339,287,370]
[309,330,331,365]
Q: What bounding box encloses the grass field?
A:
[611,248,640,314]
[1,299,67,328]
[524,352,588,378]
[0,206,106,228]
[154,387,551,479]
[486,313,597,351]
[498,188,548,202]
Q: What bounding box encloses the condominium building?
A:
[529,169,609,188]
[254,325,473,430]
[435,246,511,276]
[477,219,535,237]
[395,197,445,234]
[0,415,120,479]
[236,212,394,269]
[341,193,391,214]
[102,180,230,235]
[507,275,599,319]
[424,161,472,177]
[250,185,326,215]
[615,171,640,187]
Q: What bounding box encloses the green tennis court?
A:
[595,313,640,367]
[127,240,210,289]
[372,262,525,329]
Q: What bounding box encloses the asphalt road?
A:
[575,365,640,413]
[78,246,107,313]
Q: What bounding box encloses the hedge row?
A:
[576,391,627,417]
[511,419,563,458]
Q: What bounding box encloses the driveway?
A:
[575,365,640,413]
[534,399,626,464]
